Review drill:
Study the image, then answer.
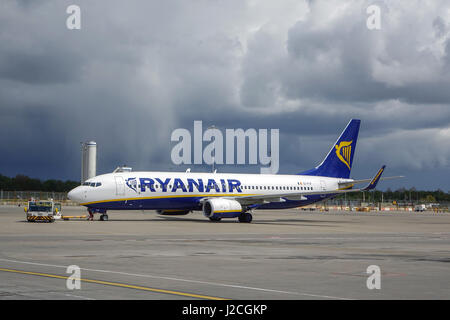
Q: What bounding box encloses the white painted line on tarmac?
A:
[0,258,352,300]
[64,293,95,300]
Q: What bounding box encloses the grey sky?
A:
[0,0,449,190]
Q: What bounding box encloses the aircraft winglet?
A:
[363,165,386,191]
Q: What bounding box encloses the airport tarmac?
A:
[0,205,449,300]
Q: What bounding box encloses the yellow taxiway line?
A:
[0,267,227,300]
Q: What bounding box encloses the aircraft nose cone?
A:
[68,187,82,203]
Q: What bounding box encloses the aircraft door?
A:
[115,176,125,196]
[320,180,326,198]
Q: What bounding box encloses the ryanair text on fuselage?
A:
[128,177,242,193]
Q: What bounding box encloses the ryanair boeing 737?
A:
[68,119,399,222]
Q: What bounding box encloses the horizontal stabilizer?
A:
[338,175,404,188]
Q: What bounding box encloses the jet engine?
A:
[202,198,242,220]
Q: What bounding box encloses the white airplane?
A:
[68,119,400,222]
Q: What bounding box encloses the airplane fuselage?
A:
[68,171,351,212]
[67,119,389,223]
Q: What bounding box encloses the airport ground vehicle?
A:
[25,200,61,222]
[414,204,426,212]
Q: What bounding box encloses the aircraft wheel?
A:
[238,213,252,223]
[100,214,108,221]
[209,216,221,222]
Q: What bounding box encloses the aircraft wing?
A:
[231,166,387,205]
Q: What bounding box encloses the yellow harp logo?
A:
[335,140,352,170]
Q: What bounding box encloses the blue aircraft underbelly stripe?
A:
[84,194,331,211]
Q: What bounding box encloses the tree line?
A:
[335,188,450,203]
[0,174,79,193]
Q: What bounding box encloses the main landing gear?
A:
[99,214,109,221]
[208,211,253,223]
[238,212,253,223]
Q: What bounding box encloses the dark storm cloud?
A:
[0,0,449,190]
[0,50,83,84]
[280,3,450,105]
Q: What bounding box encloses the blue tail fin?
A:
[299,119,361,179]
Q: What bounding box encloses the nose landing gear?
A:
[87,208,108,221]
[87,208,94,221]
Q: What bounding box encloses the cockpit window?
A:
[81,181,102,187]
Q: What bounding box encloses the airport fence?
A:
[302,199,449,213]
[0,190,448,211]
[0,190,78,206]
